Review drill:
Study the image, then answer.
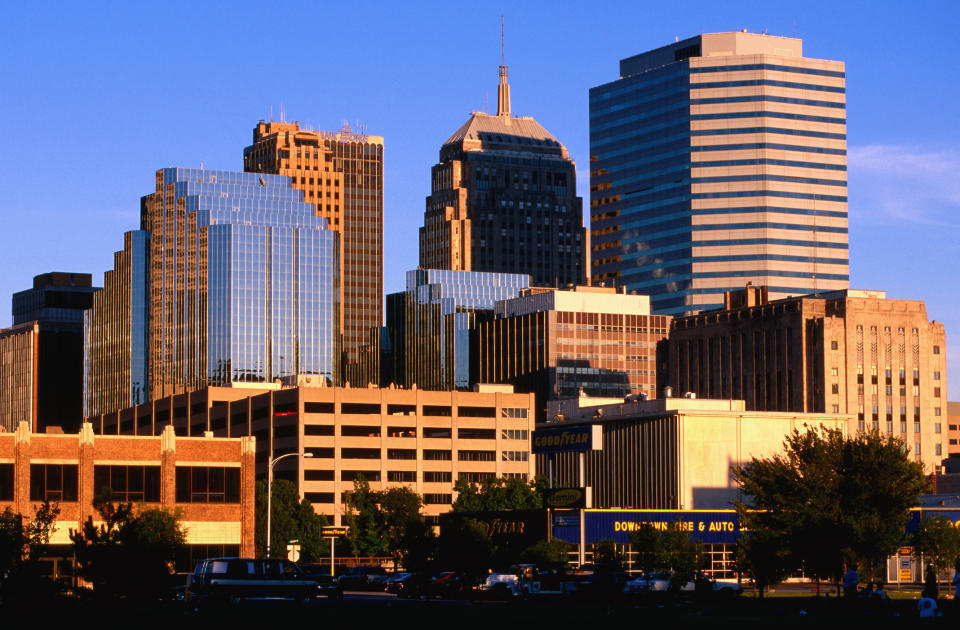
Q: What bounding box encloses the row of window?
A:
[298,402,521,418]
[0,465,241,504]
[304,471,526,484]
[304,426,528,440]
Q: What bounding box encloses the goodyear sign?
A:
[532,425,602,454]
[553,510,741,545]
[544,487,587,509]
[321,526,349,537]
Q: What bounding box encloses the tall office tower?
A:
[666,286,948,472]
[474,286,670,418]
[419,62,587,287]
[243,122,383,362]
[0,272,98,432]
[590,32,849,315]
[386,269,529,391]
[83,168,339,417]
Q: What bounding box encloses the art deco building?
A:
[243,122,383,362]
[386,269,530,391]
[84,169,339,417]
[474,286,670,418]
[665,286,948,472]
[590,32,849,315]
[87,384,536,523]
[419,63,587,287]
[0,272,97,432]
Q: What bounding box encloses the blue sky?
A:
[1,1,958,396]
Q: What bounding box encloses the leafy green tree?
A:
[629,523,667,574]
[451,476,543,512]
[342,475,388,557]
[254,479,327,561]
[71,500,186,599]
[913,516,960,590]
[660,526,706,590]
[519,539,569,572]
[733,427,928,591]
[0,501,60,603]
[379,486,423,567]
[399,518,438,573]
[734,529,791,598]
[592,538,625,568]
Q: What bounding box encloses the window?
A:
[341,470,381,482]
[457,406,496,418]
[501,429,529,441]
[423,427,451,439]
[341,403,380,415]
[0,464,13,501]
[914,423,921,433]
[304,425,334,436]
[831,341,839,350]
[304,447,334,458]
[304,469,335,481]
[341,425,380,437]
[423,405,451,417]
[304,492,334,504]
[933,345,941,355]
[175,467,240,503]
[936,444,943,456]
[502,451,529,462]
[387,471,416,483]
[458,450,495,462]
[387,427,416,438]
[831,384,839,394]
[387,404,417,416]
[304,402,335,414]
[423,494,452,505]
[935,424,942,434]
[458,428,496,440]
[832,405,840,413]
[341,448,380,459]
[387,449,416,460]
[423,450,451,461]
[94,465,161,502]
[830,368,839,377]
[934,371,941,380]
[935,408,942,416]
[501,407,529,419]
[423,471,452,483]
[30,464,78,502]
[934,387,942,398]
[900,422,907,433]
[459,472,495,483]
[915,443,922,455]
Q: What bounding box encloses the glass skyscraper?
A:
[386,269,529,391]
[590,32,849,316]
[84,168,339,417]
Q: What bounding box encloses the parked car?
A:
[422,571,466,599]
[383,572,411,594]
[188,557,319,605]
[392,572,431,598]
[298,565,344,599]
[337,565,389,591]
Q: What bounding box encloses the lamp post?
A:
[267,451,313,559]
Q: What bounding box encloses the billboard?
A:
[553,509,741,545]
[532,424,602,454]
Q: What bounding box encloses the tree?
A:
[437,517,496,580]
[660,526,706,590]
[341,475,389,557]
[592,538,625,568]
[254,479,327,561]
[734,530,791,598]
[0,501,60,604]
[733,427,928,591]
[913,516,960,590]
[378,486,423,567]
[71,500,186,599]
[629,523,666,574]
[520,539,569,572]
[451,476,543,512]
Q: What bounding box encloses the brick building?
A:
[87,385,536,522]
[0,421,255,571]
[666,286,948,471]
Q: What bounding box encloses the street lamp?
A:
[267,451,313,559]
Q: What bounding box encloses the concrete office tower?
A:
[419,61,587,287]
[0,273,98,432]
[244,122,383,363]
[386,269,530,391]
[666,286,948,472]
[590,32,849,315]
[83,169,339,417]
[474,286,670,418]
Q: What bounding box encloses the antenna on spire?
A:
[497,15,511,119]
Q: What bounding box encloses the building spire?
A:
[497,15,511,118]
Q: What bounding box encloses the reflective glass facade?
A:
[387,269,529,391]
[84,168,338,417]
[590,33,849,316]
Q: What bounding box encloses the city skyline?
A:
[0,2,957,397]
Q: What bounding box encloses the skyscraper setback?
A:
[419,62,587,287]
[590,32,849,315]
[244,122,384,362]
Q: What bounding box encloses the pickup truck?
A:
[479,564,576,600]
[188,557,319,605]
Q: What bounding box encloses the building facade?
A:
[1,272,97,433]
[474,286,670,418]
[83,168,339,417]
[243,122,383,362]
[419,63,587,287]
[87,385,536,522]
[386,269,529,391]
[666,286,948,471]
[0,421,255,570]
[948,401,960,456]
[590,32,849,315]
